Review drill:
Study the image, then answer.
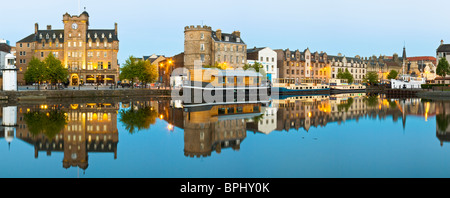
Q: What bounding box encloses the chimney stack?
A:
[47,25,51,30]
[115,23,118,35]
[216,29,222,41]
[35,23,39,34]
[441,40,444,45]
[232,30,240,38]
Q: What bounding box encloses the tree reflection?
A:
[337,97,354,112]
[119,106,158,134]
[24,110,67,139]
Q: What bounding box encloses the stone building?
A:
[275,48,330,84]
[328,54,367,84]
[183,25,246,70]
[15,11,119,86]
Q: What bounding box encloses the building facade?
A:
[15,11,119,86]
[328,54,367,84]
[184,25,247,70]
[275,48,330,84]
[247,47,277,83]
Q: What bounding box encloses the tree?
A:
[24,110,67,139]
[119,105,158,133]
[337,68,354,84]
[204,62,226,70]
[24,57,47,90]
[243,62,266,77]
[387,70,399,80]
[364,71,378,85]
[437,57,450,78]
[137,60,158,87]
[45,53,68,89]
[120,56,140,88]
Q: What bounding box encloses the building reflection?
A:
[14,102,120,170]
[0,94,444,165]
[435,101,450,146]
[161,100,263,158]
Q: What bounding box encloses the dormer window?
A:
[225,36,229,41]
[236,38,240,42]
[94,33,97,38]
[88,33,90,38]
[53,34,56,39]
[109,33,112,39]
[60,34,62,38]
[39,34,42,39]
[102,33,105,38]
[46,34,49,39]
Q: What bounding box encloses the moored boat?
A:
[271,78,330,95]
[329,79,366,94]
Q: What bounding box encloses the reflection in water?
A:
[15,102,120,171]
[119,102,158,133]
[436,101,450,146]
[0,93,446,173]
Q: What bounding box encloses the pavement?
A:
[17,85,171,91]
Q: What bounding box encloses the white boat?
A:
[329,79,366,93]
[271,78,330,95]
[390,75,425,89]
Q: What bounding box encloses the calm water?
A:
[0,93,448,178]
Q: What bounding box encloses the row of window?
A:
[286,69,327,76]
[68,61,112,70]
[260,56,275,62]
[215,55,245,64]
[214,43,245,52]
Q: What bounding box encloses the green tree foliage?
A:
[387,70,399,80]
[24,110,67,139]
[337,97,354,112]
[24,57,47,89]
[364,71,378,85]
[119,105,158,133]
[45,54,68,89]
[137,60,158,86]
[337,68,354,84]
[24,54,68,89]
[204,62,226,70]
[120,56,140,88]
[243,62,266,77]
[437,57,450,77]
[120,56,158,88]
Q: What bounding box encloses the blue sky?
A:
[0,0,448,64]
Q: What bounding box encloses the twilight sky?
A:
[0,0,448,64]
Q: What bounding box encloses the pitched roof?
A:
[247,47,266,53]
[437,44,450,52]
[211,31,245,44]
[17,29,118,44]
[17,34,36,43]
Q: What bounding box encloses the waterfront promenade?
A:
[0,85,172,103]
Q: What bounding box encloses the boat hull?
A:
[271,87,330,95]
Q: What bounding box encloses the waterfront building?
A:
[328,54,367,84]
[275,48,330,84]
[15,11,119,86]
[184,25,247,70]
[247,47,278,83]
